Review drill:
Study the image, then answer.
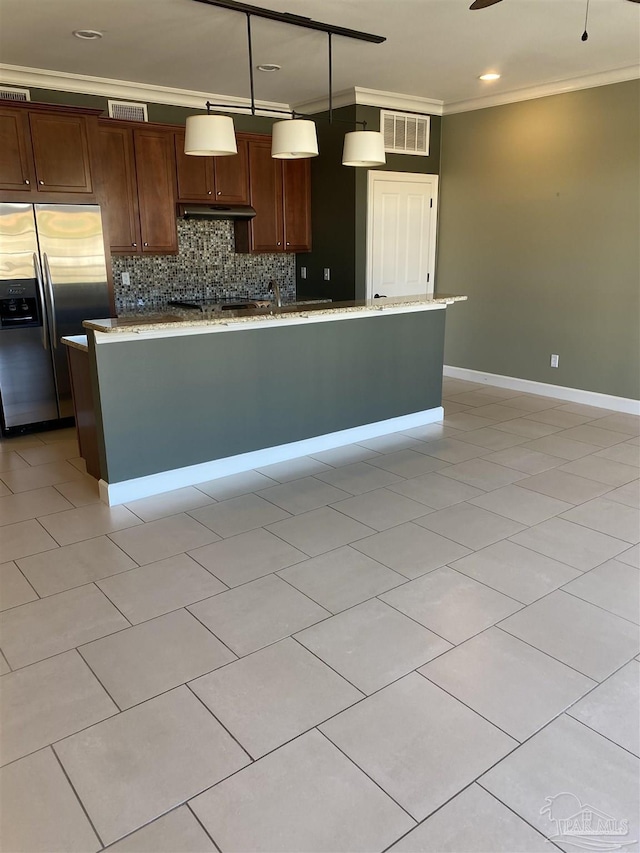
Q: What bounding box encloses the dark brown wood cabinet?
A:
[174,132,249,204]
[236,138,311,253]
[0,106,34,192]
[98,121,178,255]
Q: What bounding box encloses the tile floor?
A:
[0,377,639,852]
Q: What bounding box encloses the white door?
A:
[367,171,438,299]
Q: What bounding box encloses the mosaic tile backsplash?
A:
[111,219,296,313]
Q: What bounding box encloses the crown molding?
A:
[443,65,640,114]
[0,64,290,116]
[295,87,444,116]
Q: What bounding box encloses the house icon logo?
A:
[541,793,636,851]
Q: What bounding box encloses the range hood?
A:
[178,203,256,220]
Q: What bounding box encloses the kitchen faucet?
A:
[268,279,282,308]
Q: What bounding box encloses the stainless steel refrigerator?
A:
[0,203,111,434]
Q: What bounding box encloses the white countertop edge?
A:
[61,335,89,352]
[90,300,455,344]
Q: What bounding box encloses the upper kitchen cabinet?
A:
[175,132,249,204]
[236,137,311,253]
[0,101,99,199]
[98,120,178,255]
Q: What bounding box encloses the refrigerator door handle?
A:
[42,252,58,349]
[33,252,49,351]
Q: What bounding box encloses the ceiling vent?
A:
[0,87,30,102]
[108,100,148,122]
[381,110,430,157]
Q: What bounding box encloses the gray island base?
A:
[77,296,465,505]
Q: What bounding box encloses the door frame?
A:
[366,170,439,299]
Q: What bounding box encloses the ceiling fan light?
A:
[184,114,237,156]
[342,131,386,167]
[271,119,319,159]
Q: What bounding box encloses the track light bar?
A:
[192,0,386,43]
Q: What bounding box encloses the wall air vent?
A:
[0,87,30,102]
[108,100,148,122]
[381,110,430,157]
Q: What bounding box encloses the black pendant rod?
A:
[192,0,385,43]
[246,13,256,114]
[328,33,333,124]
[204,100,366,128]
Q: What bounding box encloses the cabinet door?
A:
[282,158,312,252]
[0,107,34,192]
[134,128,178,254]
[98,124,141,253]
[214,138,249,204]
[246,139,283,253]
[29,113,93,193]
[174,131,214,201]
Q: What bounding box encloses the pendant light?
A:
[184,107,237,156]
[271,118,319,159]
[342,130,386,167]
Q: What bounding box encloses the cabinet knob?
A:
[277,241,281,246]
[143,242,148,247]
[286,242,290,246]
[208,190,212,195]
[217,191,222,195]
[24,179,30,185]
[38,180,44,185]
[132,243,137,247]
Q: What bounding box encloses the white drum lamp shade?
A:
[342,130,386,167]
[184,114,237,156]
[271,119,319,159]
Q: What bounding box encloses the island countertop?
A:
[83,293,467,337]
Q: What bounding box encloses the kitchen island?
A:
[67,295,466,505]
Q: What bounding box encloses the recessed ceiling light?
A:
[479,72,500,81]
[72,29,103,40]
[257,64,281,72]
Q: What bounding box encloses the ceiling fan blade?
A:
[469,0,504,8]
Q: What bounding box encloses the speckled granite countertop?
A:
[83,294,467,335]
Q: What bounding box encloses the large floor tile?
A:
[366,448,448,478]
[0,748,100,853]
[520,435,601,460]
[490,418,562,438]
[0,449,30,473]
[450,539,581,604]
[606,480,640,509]
[189,493,290,538]
[352,522,470,579]
[617,543,640,568]
[79,609,235,710]
[195,469,277,500]
[0,584,129,669]
[0,650,117,766]
[188,527,306,586]
[469,484,572,525]
[108,513,219,564]
[124,486,215,522]
[38,503,143,546]
[105,806,217,853]
[595,442,640,467]
[420,627,594,741]
[55,686,250,847]
[498,394,559,413]
[0,460,85,494]
[525,408,598,428]
[315,461,404,495]
[190,729,415,853]
[509,517,629,571]
[0,518,59,563]
[415,502,525,550]
[295,598,451,694]
[389,783,551,853]
[438,458,528,491]
[17,535,137,597]
[0,653,9,675]
[517,468,611,504]
[558,455,639,486]
[485,447,565,474]
[278,546,405,613]
[498,590,640,681]
[591,413,640,436]
[468,404,526,422]
[189,574,330,655]
[0,486,73,527]
[447,390,517,407]
[357,433,429,454]
[257,476,351,514]
[443,413,498,432]
[53,475,102,507]
[331,488,433,531]
[560,497,640,544]
[388,471,484,509]
[558,424,628,447]
[567,660,640,756]
[401,422,462,441]
[480,714,639,852]
[191,638,362,758]
[309,443,382,466]
[555,402,618,418]
[321,673,516,821]
[455,427,528,451]
[267,506,374,557]
[562,559,640,624]
[0,560,38,611]
[96,553,226,624]
[13,440,79,466]
[256,455,333,482]
[381,567,522,644]
[418,438,490,463]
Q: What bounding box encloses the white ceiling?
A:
[0,0,638,112]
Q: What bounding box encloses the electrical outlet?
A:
[550,354,559,368]
[300,267,307,279]
[121,272,131,286]
[323,268,331,281]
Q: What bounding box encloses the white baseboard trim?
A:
[99,406,444,506]
[443,366,640,416]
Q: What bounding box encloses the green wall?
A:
[436,79,640,401]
